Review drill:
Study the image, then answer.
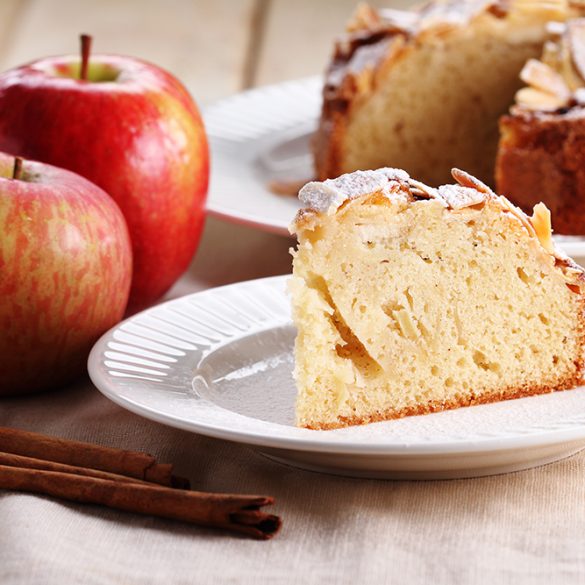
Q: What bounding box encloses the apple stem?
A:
[80,34,92,81]
[12,157,23,181]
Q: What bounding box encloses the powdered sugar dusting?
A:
[437,184,486,209]
[407,178,447,205]
[379,167,410,181]
[298,167,495,213]
[299,168,410,213]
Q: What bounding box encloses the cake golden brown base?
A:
[305,377,583,430]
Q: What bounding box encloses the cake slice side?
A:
[290,168,585,430]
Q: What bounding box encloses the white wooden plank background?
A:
[0,0,257,104]
[0,0,417,102]
[0,0,417,299]
[254,0,414,85]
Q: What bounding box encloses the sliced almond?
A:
[407,178,446,205]
[519,59,571,100]
[392,308,419,340]
[568,19,585,82]
[499,196,538,239]
[557,34,585,90]
[451,168,495,196]
[515,87,568,111]
[530,202,555,254]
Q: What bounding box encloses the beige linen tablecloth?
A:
[2,218,585,585]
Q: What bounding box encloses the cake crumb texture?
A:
[291,168,585,429]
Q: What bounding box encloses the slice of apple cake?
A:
[290,168,585,430]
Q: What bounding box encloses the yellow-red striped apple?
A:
[0,153,132,395]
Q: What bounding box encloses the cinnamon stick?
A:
[0,452,149,485]
[0,427,181,487]
[0,465,281,540]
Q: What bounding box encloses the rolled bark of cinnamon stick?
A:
[0,465,281,540]
[0,452,150,485]
[0,427,177,486]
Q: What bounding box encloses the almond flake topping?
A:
[530,202,555,254]
[407,178,446,205]
[575,87,585,103]
[519,59,571,100]
[546,20,567,36]
[346,3,381,33]
[515,18,585,111]
[515,87,569,111]
[451,168,496,196]
[499,196,538,239]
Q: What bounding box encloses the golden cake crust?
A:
[303,375,585,429]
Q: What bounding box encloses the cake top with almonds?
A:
[326,0,582,102]
[343,0,583,40]
[297,167,492,214]
[292,167,585,291]
[514,18,585,112]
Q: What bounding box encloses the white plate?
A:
[204,77,585,260]
[89,275,585,480]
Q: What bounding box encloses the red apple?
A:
[0,36,209,313]
[0,153,132,396]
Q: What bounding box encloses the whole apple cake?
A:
[496,19,585,235]
[289,168,585,430]
[314,0,582,187]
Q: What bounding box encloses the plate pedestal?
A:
[259,443,585,480]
